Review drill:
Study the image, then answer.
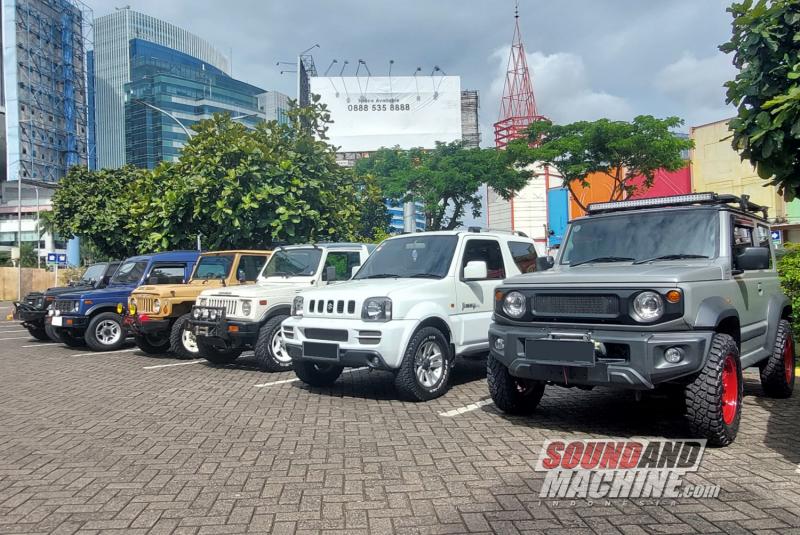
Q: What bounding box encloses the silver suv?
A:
[488,193,794,447]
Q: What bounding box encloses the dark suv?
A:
[14,262,119,342]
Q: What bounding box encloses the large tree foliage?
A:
[720,0,800,198]
[50,165,148,258]
[355,141,529,230]
[51,100,367,257]
[356,174,391,240]
[507,116,694,211]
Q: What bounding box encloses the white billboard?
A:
[309,75,462,152]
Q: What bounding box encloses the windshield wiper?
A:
[409,273,440,279]
[361,274,401,279]
[569,256,634,267]
[633,254,709,265]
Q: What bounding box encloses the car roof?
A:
[572,204,769,224]
[280,243,373,250]
[199,250,273,256]
[122,250,200,263]
[384,230,533,241]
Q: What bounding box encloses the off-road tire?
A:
[293,360,343,387]
[760,319,795,398]
[196,338,242,365]
[45,323,62,343]
[134,333,170,355]
[685,333,742,447]
[85,312,126,352]
[487,353,546,415]
[170,314,199,359]
[394,327,452,401]
[254,315,292,372]
[26,324,49,341]
[58,328,85,347]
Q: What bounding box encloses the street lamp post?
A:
[131,98,194,138]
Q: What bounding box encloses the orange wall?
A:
[568,171,618,218]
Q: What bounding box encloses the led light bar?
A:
[587,193,718,213]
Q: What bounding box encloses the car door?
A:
[322,250,363,283]
[454,238,507,349]
[730,216,765,358]
[753,223,779,351]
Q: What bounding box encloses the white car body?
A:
[283,230,540,370]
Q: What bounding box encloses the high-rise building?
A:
[92,8,230,169]
[122,39,268,169]
[0,0,91,261]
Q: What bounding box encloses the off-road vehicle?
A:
[190,243,374,370]
[51,251,199,351]
[13,262,119,342]
[283,230,541,401]
[488,193,794,446]
[126,250,271,357]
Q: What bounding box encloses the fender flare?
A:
[765,293,791,349]
[692,296,739,330]
[259,304,292,325]
[85,303,122,317]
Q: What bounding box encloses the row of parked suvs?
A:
[14,193,798,447]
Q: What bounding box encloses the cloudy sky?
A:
[83,0,738,146]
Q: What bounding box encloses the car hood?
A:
[199,281,312,300]
[57,284,136,301]
[42,284,95,297]
[133,280,229,299]
[505,263,725,286]
[302,278,443,299]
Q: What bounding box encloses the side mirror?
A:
[147,276,159,285]
[99,275,111,287]
[535,256,555,272]
[323,265,337,282]
[735,246,770,271]
[237,268,247,283]
[350,265,361,279]
[463,260,488,281]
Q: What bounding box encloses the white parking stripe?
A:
[0,336,32,341]
[438,398,494,417]
[143,360,205,370]
[253,366,367,388]
[21,343,53,348]
[70,348,138,357]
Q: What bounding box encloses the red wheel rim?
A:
[721,354,739,425]
[784,335,795,384]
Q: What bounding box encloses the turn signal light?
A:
[83,300,93,305]
[228,325,239,333]
[495,290,504,302]
[665,290,682,304]
[116,303,124,314]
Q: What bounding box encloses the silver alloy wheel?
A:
[271,329,291,363]
[182,328,199,354]
[414,340,444,388]
[96,319,122,345]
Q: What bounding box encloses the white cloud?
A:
[489,48,633,125]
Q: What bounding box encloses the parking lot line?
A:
[143,360,205,370]
[438,398,494,417]
[70,348,138,357]
[21,343,53,348]
[0,336,32,341]
[253,366,367,388]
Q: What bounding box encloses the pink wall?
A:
[628,166,691,199]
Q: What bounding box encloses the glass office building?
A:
[123,40,266,168]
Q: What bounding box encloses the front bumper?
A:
[50,314,88,331]
[488,322,714,390]
[124,314,171,336]
[13,303,47,324]
[281,316,417,369]
[189,312,260,349]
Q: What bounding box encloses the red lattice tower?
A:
[494,6,546,148]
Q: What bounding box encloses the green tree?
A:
[507,116,694,211]
[720,0,800,198]
[356,141,529,231]
[49,165,148,258]
[356,174,391,240]
[19,242,38,268]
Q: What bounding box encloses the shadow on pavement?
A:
[746,373,800,468]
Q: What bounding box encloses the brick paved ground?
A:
[1,308,799,534]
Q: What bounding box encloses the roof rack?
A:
[586,192,769,219]
[467,226,529,238]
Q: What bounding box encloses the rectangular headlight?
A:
[361,297,392,322]
[291,296,303,316]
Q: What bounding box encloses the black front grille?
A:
[304,328,348,342]
[533,294,619,316]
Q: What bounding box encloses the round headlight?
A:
[208,309,218,321]
[632,291,664,322]
[153,299,161,314]
[201,308,209,319]
[192,308,201,319]
[502,291,526,318]
[241,300,252,316]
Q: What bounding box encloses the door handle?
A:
[757,282,763,295]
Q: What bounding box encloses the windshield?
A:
[110,260,148,285]
[561,210,719,266]
[354,235,458,279]
[80,264,107,284]
[192,255,234,280]
[262,249,322,277]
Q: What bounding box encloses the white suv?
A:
[282,230,540,400]
[190,243,374,371]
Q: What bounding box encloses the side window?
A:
[237,255,268,281]
[732,219,755,271]
[324,251,362,281]
[508,241,538,274]
[147,263,187,284]
[462,239,505,280]
[756,225,774,269]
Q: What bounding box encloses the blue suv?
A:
[51,251,199,351]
